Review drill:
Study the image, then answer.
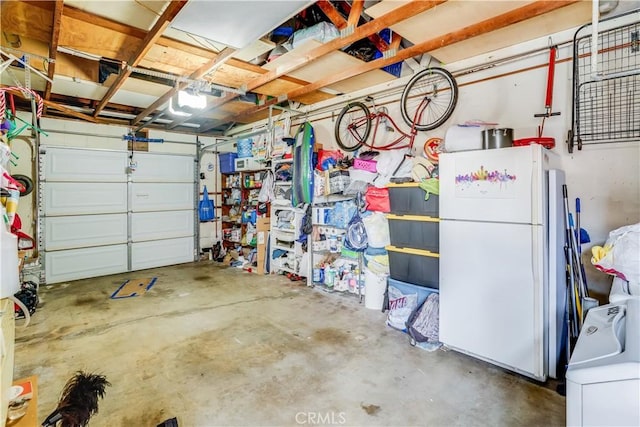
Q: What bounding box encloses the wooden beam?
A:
[316,1,347,29]
[317,0,389,52]
[43,99,105,123]
[0,87,108,123]
[347,0,365,29]
[169,0,447,129]
[44,0,63,101]
[92,0,188,117]
[132,47,236,125]
[205,0,579,131]
[389,31,402,51]
[62,5,147,39]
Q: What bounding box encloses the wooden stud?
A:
[316,1,346,29]
[62,5,147,39]
[92,0,188,117]
[44,0,63,102]
[317,0,389,52]
[347,0,365,30]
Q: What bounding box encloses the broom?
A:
[41,371,110,427]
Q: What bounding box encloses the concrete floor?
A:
[13,262,565,426]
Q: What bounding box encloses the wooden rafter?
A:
[315,1,345,28]
[209,0,579,130]
[92,0,188,117]
[131,47,236,126]
[316,0,389,52]
[44,0,63,102]
[169,0,447,130]
[347,0,365,28]
[44,99,105,123]
[63,5,147,39]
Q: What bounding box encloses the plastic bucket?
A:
[364,268,388,310]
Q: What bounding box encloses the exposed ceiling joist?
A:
[210,0,579,130]
[92,0,188,117]
[62,4,147,39]
[168,0,447,129]
[44,98,105,123]
[316,1,389,57]
[347,0,365,28]
[44,0,63,102]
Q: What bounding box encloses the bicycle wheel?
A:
[400,67,458,131]
[335,102,371,152]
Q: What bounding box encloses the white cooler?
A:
[566,298,640,426]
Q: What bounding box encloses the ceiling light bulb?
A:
[177,90,206,109]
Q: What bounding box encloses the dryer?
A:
[566,297,640,426]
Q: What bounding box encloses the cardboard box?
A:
[256,217,270,275]
[257,217,270,232]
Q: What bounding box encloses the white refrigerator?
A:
[439,144,565,381]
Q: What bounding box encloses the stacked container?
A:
[385,182,440,293]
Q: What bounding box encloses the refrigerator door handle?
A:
[531,159,539,225]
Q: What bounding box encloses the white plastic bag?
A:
[361,211,390,248]
[386,285,418,331]
[591,223,640,283]
[258,171,274,203]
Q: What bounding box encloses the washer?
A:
[566,297,640,426]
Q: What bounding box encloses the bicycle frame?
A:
[347,97,431,150]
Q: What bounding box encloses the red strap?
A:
[545,46,557,110]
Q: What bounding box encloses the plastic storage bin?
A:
[219,152,238,174]
[386,214,439,251]
[387,183,439,216]
[386,245,439,288]
[387,277,438,307]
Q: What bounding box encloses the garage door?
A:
[41,147,196,284]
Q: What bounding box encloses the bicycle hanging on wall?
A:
[334,67,458,152]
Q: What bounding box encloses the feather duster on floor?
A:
[41,371,110,427]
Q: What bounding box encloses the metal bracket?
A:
[382,49,398,59]
[340,25,355,38]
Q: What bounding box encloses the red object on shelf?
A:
[512,137,555,149]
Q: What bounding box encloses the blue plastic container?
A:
[374,29,402,78]
[219,152,238,174]
[387,277,438,307]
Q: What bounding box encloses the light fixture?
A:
[168,89,207,117]
[178,89,206,109]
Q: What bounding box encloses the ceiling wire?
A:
[184,32,219,52]
[134,0,162,17]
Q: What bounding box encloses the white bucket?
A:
[364,268,388,310]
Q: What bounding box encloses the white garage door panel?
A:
[131,211,194,242]
[44,147,128,182]
[45,244,128,283]
[44,214,128,250]
[131,237,194,270]
[132,153,194,182]
[130,183,193,212]
[44,183,127,215]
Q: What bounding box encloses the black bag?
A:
[406,293,439,345]
[14,281,39,319]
